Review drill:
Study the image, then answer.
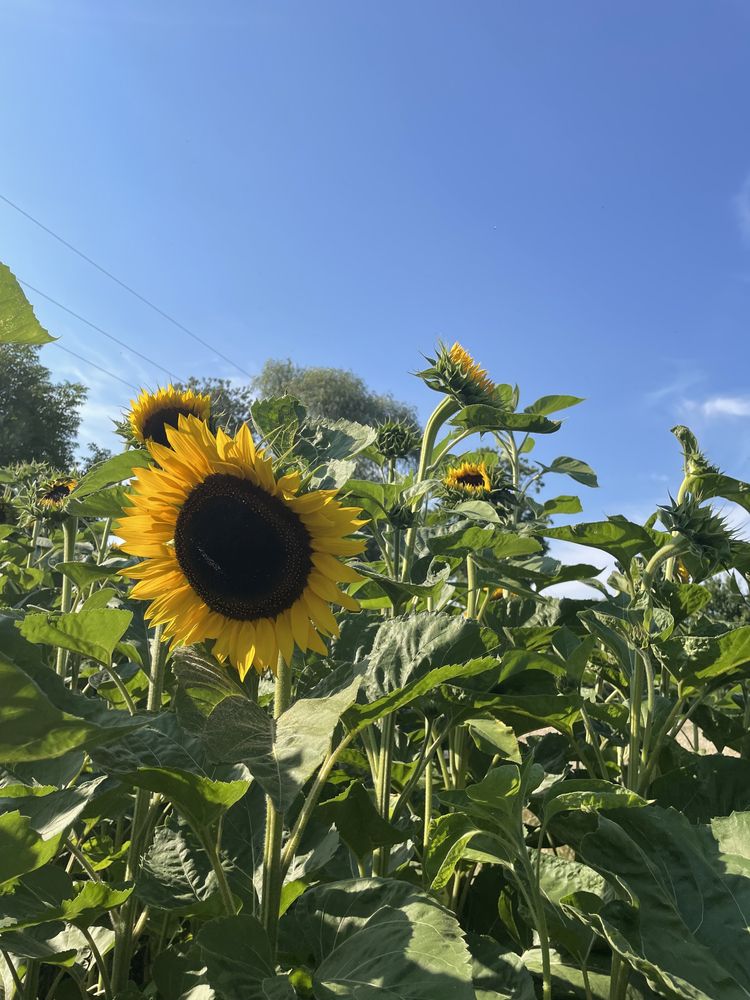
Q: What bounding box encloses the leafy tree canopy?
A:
[176,360,418,435]
[0,345,86,469]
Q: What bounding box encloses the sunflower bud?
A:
[418,341,496,406]
[375,420,420,461]
[658,495,735,566]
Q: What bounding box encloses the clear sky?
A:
[3,0,750,542]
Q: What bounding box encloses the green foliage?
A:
[2,329,750,1000]
[0,346,86,467]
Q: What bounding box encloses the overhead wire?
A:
[18,277,181,382]
[0,191,255,379]
[51,342,139,391]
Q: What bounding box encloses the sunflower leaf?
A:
[18,608,132,664]
[0,263,55,345]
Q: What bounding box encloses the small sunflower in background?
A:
[418,341,496,405]
[128,385,211,447]
[117,415,366,678]
[37,477,78,513]
[444,461,492,496]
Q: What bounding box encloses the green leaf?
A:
[178,653,362,813]
[196,915,275,1000]
[136,820,222,915]
[279,878,475,1000]
[567,805,750,999]
[542,517,654,564]
[70,450,151,500]
[541,495,583,516]
[524,395,585,417]
[466,718,521,762]
[317,781,407,860]
[542,779,647,826]
[425,813,486,891]
[0,778,106,841]
[18,608,132,664]
[659,626,750,693]
[691,472,750,513]
[540,456,598,488]
[428,525,541,559]
[468,934,535,1000]
[359,611,490,701]
[651,755,750,823]
[0,812,60,888]
[56,561,125,590]
[130,767,250,831]
[345,657,499,732]
[451,405,561,435]
[66,485,131,519]
[0,263,55,345]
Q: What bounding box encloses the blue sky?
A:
[3,0,750,547]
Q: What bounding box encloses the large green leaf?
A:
[651,754,750,823]
[428,525,541,559]
[566,805,750,999]
[0,778,106,840]
[317,781,407,860]
[0,812,60,888]
[196,915,276,1000]
[0,263,54,344]
[279,878,475,1000]
[0,863,131,930]
[659,626,750,693]
[451,406,561,435]
[359,611,489,701]
[70,450,151,500]
[137,820,221,915]
[18,608,132,664]
[177,651,362,812]
[542,518,653,564]
[524,396,584,417]
[539,456,599,488]
[468,934,536,1000]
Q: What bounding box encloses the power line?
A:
[0,191,255,380]
[52,342,139,391]
[19,278,181,382]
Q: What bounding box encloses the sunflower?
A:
[444,461,492,495]
[117,415,366,678]
[418,341,496,405]
[38,477,77,510]
[129,385,211,447]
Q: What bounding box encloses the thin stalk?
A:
[55,517,77,678]
[403,396,459,576]
[81,927,113,1000]
[96,516,113,564]
[106,665,137,715]
[146,624,167,712]
[1,950,23,997]
[465,556,478,619]
[392,526,402,581]
[373,714,395,876]
[261,654,292,956]
[198,823,236,916]
[627,654,644,790]
[518,851,552,1000]
[580,702,608,779]
[281,730,355,877]
[641,539,686,589]
[423,756,433,857]
[25,518,40,568]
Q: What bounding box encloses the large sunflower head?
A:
[418,341,496,405]
[37,477,78,512]
[128,385,211,447]
[444,461,492,496]
[117,415,366,678]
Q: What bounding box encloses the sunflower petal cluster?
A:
[33,477,78,520]
[128,385,212,447]
[418,341,496,405]
[117,415,366,678]
[442,460,516,514]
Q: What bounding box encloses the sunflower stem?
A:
[403,396,459,578]
[372,714,395,876]
[25,518,40,568]
[261,654,292,958]
[111,624,166,993]
[55,517,77,679]
[465,555,478,618]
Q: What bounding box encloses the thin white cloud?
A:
[683,395,750,419]
[734,173,750,242]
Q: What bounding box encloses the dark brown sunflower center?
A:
[174,473,313,622]
[44,484,72,503]
[457,472,486,487]
[141,406,197,446]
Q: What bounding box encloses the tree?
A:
[251,359,418,428]
[176,360,419,434]
[702,573,750,625]
[0,345,86,469]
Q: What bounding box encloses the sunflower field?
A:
[3,265,750,1000]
